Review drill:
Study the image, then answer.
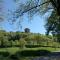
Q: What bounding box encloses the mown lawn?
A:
[0,47,60,54]
[0,47,20,54]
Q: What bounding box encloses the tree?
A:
[13,0,51,19]
[45,10,60,42]
[12,0,60,18]
[24,28,30,33]
[12,0,60,42]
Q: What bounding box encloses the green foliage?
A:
[13,0,60,43]
[19,38,26,48]
[1,0,60,44]
[25,45,42,48]
[45,10,60,42]
[13,0,50,19]
[0,30,60,48]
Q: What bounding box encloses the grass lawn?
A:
[0,47,20,54]
[0,47,60,54]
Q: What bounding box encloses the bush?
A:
[25,45,42,48]
[19,38,26,48]
[3,40,11,47]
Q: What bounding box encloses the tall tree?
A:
[45,10,60,42]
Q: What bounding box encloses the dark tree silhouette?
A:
[24,28,30,33]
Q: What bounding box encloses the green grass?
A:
[0,47,20,54]
[0,47,60,54]
[22,47,60,52]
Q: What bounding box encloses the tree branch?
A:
[20,1,50,16]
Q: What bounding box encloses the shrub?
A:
[25,45,42,48]
[19,38,26,48]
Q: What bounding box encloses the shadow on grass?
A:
[9,54,19,60]
[0,52,10,57]
[15,50,51,57]
[0,50,60,60]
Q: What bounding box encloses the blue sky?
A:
[2,0,52,34]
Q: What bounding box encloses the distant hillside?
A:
[0,30,58,48]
